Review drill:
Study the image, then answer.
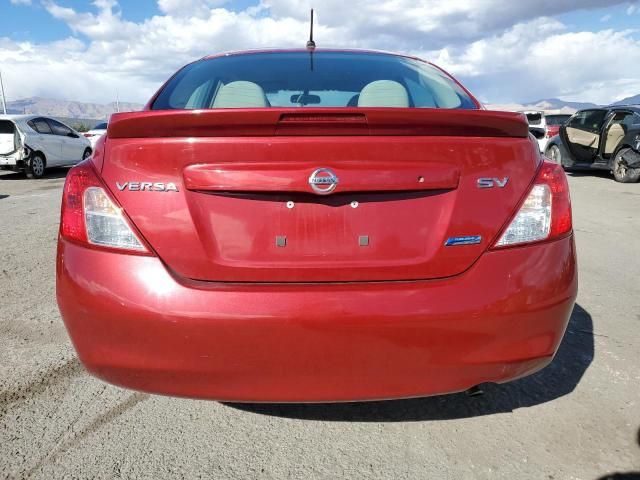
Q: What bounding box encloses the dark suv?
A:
[545,106,640,183]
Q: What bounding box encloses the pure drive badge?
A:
[116,182,179,192]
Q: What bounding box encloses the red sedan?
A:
[56,50,577,402]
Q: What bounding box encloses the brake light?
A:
[60,160,151,254]
[83,133,94,138]
[493,161,572,248]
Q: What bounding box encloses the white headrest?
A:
[212,81,268,108]
[358,80,409,108]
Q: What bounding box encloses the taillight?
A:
[493,161,572,249]
[60,160,151,254]
[545,127,559,138]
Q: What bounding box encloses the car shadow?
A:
[0,167,70,180]
[596,428,640,479]
[226,304,593,422]
[597,474,640,480]
[566,170,612,179]
[0,194,8,200]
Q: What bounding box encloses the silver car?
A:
[0,115,92,178]
[83,121,108,148]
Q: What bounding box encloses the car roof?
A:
[607,104,640,112]
[201,48,424,63]
[574,105,640,114]
[0,114,39,121]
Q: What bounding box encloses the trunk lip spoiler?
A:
[107,108,529,139]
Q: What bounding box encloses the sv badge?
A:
[477,177,509,189]
[116,182,179,192]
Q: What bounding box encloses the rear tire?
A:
[612,148,640,183]
[82,148,92,160]
[25,153,46,179]
[546,145,562,165]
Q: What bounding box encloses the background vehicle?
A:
[545,113,571,138]
[57,50,576,402]
[0,115,92,178]
[522,110,571,152]
[545,106,640,183]
[83,122,108,148]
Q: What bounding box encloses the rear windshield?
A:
[525,113,542,125]
[152,51,478,110]
[94,122,108,130]
[0,120,16,134]
[545,114,571,126]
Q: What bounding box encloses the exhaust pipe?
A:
[465,385,484,397]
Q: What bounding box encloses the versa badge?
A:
[116,182,179,192]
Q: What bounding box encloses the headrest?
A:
[358,80,409,108]
[212,81,268,108]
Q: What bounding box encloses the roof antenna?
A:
[0,70,7,115]
[306,8,316,50]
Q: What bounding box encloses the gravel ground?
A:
[0,167,639,479]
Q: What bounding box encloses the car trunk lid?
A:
[101,108,538,283]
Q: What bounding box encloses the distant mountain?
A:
[490,94,640,114]
[487,101,580,114]
[525,98,600,111]
[4,92,638,120]
[487,98,599,114]
[4,97,144,120]
[611,94,640,106]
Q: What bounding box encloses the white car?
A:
[83,121,108,148]
[521,111,572,152]
[0,114,92,179]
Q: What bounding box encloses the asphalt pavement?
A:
[1,166,639,479]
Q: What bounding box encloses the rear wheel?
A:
[83,148,92,160]
[546,145,562,165]
[612,148,640,183]
[25,153,46,179]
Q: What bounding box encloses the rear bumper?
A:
[57,236,577,402]
[0,153,20,166]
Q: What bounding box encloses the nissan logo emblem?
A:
[308,168,339,195]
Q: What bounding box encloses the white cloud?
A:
[263,0,630,49]
[431,20,640,104]
[0,0,639,106]
[44,0,139,41]
[9,0,32,5]
[0,36,151,106]
[158,0,229,17]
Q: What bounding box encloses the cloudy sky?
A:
[1,0,640,105]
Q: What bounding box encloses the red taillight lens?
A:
[492,160,572,249]
[60,160,151,255]
[83,133,93,138]
[546,126,559,138]
[60,161,100,243]
[540,161,572,237]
